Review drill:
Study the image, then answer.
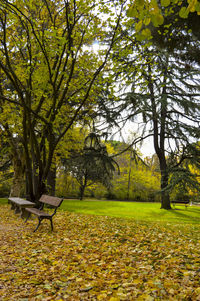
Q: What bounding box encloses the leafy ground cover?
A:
[0,202,200,300]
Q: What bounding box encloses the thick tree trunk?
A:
[79,176,87,200]
[160,164,171,209]
[160,175,171,209]
[9,157,25,197]
[4,124,25,197]
[47,167,56,196]
[79,186,85,200]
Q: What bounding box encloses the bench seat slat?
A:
[25,207,51,217]
[9,198,35,206]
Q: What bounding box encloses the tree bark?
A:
[9,157,25,197]
[79,176,87,200]
[160,168,171,209]
[47,167,56,196]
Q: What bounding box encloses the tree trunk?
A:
[127,154,132,200]
[47,167,56,196]
[160,164,171,209]
[79,186,84,200]
[79,176,87,200]
[9,157,25,197]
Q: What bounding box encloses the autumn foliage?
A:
[1,204,200,300]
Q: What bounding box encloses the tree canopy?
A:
[0,0,124,201]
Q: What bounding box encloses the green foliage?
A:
[0,135,12,196]
[108,143,160,202]
[60,133,119,199]
[127,0,200,41]
[168,142,200,202]
[0,180,11,197]
[0,0,124,200]
[56,139,160,201]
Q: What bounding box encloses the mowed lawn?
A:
[60,199,200,225]
[1,198,200,300]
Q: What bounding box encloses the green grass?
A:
[1,197,200,224]
[60,199,200,225]
[0,198,8,205]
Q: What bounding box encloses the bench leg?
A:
[34,217,42,232]
[15,206,21,214]
[50,218,53,231]
[33,217,54,232]
[10,202,15,210]
[25,212,31,222]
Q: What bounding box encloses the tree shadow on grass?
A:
[148,207,200,224]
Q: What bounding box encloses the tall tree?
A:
[95,0,200,209]
[108,40,200,208]
[0,0,124,202]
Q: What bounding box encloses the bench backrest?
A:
[171,200,189,204]
[39,195,63,207]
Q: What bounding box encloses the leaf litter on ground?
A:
[0,205,200,300]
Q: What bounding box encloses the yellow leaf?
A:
[98,294,107,300]
[144,18,151,26]
[135,20,143,32]
[76,277,83,282]
[161,0,171,7]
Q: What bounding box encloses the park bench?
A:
[25,195,63,232]
[8,197,35,219]
[171,200,190,208]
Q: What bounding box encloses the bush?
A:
[0,182,10,197]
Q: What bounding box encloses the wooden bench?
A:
[171,200,190,208]
[25,195,63,232]
[8,197,35,219]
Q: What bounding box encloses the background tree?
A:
[63,133,119,200]
[169,142,200,202]
[107,141,160,201]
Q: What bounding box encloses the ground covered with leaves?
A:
[0,205,200,300]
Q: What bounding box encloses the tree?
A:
[107,141,160,201]
[64,133,119,199]
[0,0,124,202]
[169,142,200,202]
[0,129,12,196]
[108,38,200,208]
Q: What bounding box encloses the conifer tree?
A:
[110,42,200,209]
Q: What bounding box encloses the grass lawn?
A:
[0,198,8,205]
[60,199,200,225]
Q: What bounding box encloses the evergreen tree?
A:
[110,42,200,209]
[64,133,119,200]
